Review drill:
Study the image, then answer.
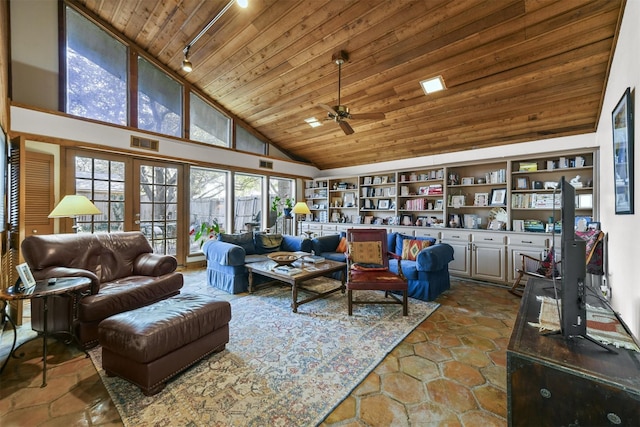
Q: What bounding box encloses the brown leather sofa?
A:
[22,231,184,348]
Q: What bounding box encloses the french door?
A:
[66,150,185,261]
[133,160,181,257]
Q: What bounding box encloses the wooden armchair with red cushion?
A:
[345,228,408,316]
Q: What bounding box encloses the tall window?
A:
[234,173,263,233]
[235,125,267,155]
[189,167,227,253]
[268,177,294,233]
[74,156,125,233]
[138,57,182,137]
[190,93,230,147]
[65,6,127,125]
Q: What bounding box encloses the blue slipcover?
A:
[203,232,312,294]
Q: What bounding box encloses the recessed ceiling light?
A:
[305,117,322,128]
[420,75,446,94]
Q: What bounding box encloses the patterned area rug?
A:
[89,278,439,426]
[529,295,640,352]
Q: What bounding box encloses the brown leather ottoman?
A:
[98,293,231,395]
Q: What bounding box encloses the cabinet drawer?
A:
[414,228,441,240]
[322,224,337,232]
[472,233,507,245]
[508,233,549,248]
[441,230,471,242]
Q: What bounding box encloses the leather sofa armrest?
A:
[202,239,246,266]
[415,243,455,272]
[33,266,100,294]
[133,253,178,277]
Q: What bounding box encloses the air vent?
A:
[259,160,273,169]
[131,136,159,151]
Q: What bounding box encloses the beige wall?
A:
[595,1,640,336]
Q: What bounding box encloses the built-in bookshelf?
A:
[303,149,597,232]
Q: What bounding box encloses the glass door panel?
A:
[136,162,182,257]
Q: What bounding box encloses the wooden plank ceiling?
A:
[75,0,623,170]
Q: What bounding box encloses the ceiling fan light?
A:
[420,75,446,94]
[237,0,249,8]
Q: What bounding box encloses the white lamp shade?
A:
[48,195,101,218]
[292,202,311,215]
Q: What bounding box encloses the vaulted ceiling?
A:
[74,0,624,170]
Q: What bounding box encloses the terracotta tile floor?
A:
[0,273,520,426]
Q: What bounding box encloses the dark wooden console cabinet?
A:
[507,278,640,426]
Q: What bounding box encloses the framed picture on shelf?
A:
[364,216,374,224]
[16,263,36,288]
[381,176,388,184]
[612,87,634,214]
[451,195,465,208]
[378,199,390,209]
[364,199,373,209]
[516,177,529,189]
[373,176,382,185]
[418,186,428,195]
[490,188,507,206]
[416,216,429,226]
[363,176,372,185]
[434,200,444,210]
[461,177,475,185]
[587,221,601,230]
[474,193,489,207]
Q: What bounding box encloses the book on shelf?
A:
[273,265,303,275]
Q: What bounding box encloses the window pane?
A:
[189,167,227,254]
[73,155,125,233]
[65,6,127,125]
[235,125,267,154]
[190,93,230,147]
[269,177,294,233]
[138,57,182,137]
[234,173,263,233]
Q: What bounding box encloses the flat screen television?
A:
[559,176,587,338]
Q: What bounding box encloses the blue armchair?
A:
[387,232,454,301]
[312,230,453,301]
[202,232,312,294]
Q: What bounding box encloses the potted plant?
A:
[190,219,220,247]
[283,197,294,218]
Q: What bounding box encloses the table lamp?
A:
[292,202,311,235]
[48,195,101,233]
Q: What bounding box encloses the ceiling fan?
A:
[318,51,386,135]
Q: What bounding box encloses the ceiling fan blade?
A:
[339,120,354,135]
[317,104,338,114]
[349,112,386,120]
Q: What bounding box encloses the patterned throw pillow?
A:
[348,241,383,265]
[336,237,348,253]
[401,239,432,261]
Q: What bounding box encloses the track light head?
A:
[182,46,193,72]
[182,57,193,72]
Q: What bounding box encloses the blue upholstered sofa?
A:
[312,231,454,301]
[202,232,313,294]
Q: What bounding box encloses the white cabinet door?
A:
[472,243,506,282]
[506,233,549,283]
[441,230,472,277]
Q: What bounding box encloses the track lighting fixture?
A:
[181,0,248,73]
[182,46,193,72]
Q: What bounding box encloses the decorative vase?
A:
[283,208,292,218]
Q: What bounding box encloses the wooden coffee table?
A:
[246,258,346,313]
